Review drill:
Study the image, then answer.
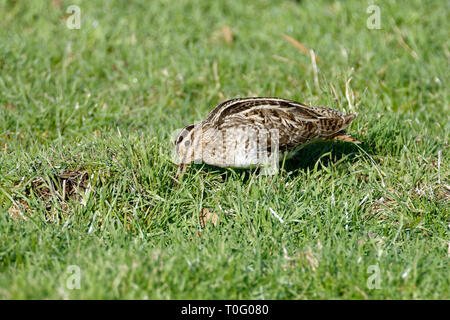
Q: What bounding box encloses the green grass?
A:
[0,0,449,299]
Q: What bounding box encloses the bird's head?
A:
[174,124,196,165]
[174,123,205,178]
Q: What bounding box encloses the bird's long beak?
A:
[175,149,190,181]
[176,164,187,180]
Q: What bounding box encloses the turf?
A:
[0,0,448,299]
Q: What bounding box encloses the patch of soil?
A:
[9,169,90,220]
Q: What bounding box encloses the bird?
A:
[174,97,360,178]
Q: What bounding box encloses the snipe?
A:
[174,97,360,178]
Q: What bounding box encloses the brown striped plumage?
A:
[175,97,359,176]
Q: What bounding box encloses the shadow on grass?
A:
[284,141,368,172]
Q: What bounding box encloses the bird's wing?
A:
[206,97,354,150]
[206,97,322,125]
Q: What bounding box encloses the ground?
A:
[0,0,448,299]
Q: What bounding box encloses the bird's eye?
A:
[184,140,191,147]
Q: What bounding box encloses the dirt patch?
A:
[9,169,90,220]
[29,169,89,202]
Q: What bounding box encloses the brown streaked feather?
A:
[203,97,355,152]
[206,97,321,124]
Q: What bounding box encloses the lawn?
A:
[0,0,448,299]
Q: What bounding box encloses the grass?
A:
[0,0,448,299]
